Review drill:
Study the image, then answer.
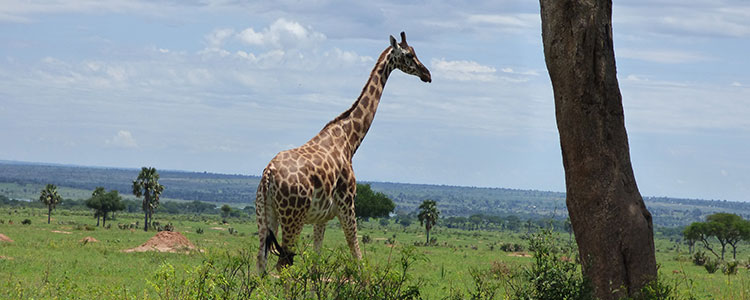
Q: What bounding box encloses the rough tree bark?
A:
[539,0,657,298]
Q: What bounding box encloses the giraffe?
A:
[255,32,431,273]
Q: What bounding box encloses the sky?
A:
[1,0,749,202]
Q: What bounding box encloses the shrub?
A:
[21,219,31,225]
[692,251,707,266]
[362,234,371,244]
[379,218,390,227]
[722,261,738,275]
[510,228,594,300]
[196,228,204,234]
[704,259,719,274]
[625,277,675,300]
[148,246,425,299]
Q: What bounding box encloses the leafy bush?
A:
[692,251,707,266]
[722,260,738,275]
[362,234,371,244]
[196,227,204,234]
[510,228,593,300]
[21,219,31,225]
[624,278,675,300]
[704,259,719,274]
[148,246,425,299]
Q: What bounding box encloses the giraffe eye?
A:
[405,53,414,59]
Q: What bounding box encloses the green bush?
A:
[21,219,31,225]
[510,228,593,300]
[722,260,738,275]
[148,246,425,299]
[691,251,707,266]
[704,259,719,274]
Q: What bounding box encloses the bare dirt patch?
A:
[80,236,98,243]
[123,231,200,253]
[210,227,226,231]
[0,233,13,243]
[0,255,13,260]
[507,252,532,257]
[51,230,72,234]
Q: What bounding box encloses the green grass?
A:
[1,207,749,299]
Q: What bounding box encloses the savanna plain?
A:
[1,206,748,299]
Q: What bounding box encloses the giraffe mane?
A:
[319,46,393,132]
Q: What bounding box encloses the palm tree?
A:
[39,184,62,224]
[418,200,440,245]
[132,167,164,231]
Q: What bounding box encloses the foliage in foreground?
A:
[510,229,593,300]
[149,246,424,300]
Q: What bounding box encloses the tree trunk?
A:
[539,1,657,298]
[102,212,107,227]
[96,213,100,227]
[425,225,430,245]
[144,192,150,232]
[48,205,52,224]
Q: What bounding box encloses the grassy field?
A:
[1,207,749,299]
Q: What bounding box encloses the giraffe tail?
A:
[258,167,295,265]
[265,228,282,257]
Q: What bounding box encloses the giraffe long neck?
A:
[313,47,395,158]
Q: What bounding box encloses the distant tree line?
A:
[1,193,250,217]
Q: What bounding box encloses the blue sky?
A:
[1,0,749,202]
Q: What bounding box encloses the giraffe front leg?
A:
[337,201,362,260]
[313,223,326,253]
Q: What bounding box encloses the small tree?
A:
[132,167,165,231]
[683,223,700,254]
[417,200,440,245]
[706,213,748,260]
[39,184,62,224]
[355,184,395,221]
[98,190,125,227]
[684,222,720,259]
[221,204,232,219]
[398,217,412,228]
[86,187,106,226]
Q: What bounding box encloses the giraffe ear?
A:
[390,35,400,50]
[400,31,408,46]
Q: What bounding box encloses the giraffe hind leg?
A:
[313,223,326,253]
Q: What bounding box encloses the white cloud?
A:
[326,48,374,64]
[466,13,539,29]
[236,18,326,49]
[106,130,138,148]
[500,67,539,76]
[205,28,234,49]
[430,58,497,82]
[617,48,711,64]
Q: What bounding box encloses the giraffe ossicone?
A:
[255,31,431,273]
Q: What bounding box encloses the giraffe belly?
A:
[305,196,337,224]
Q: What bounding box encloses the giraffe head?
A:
[389,32,432,83]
